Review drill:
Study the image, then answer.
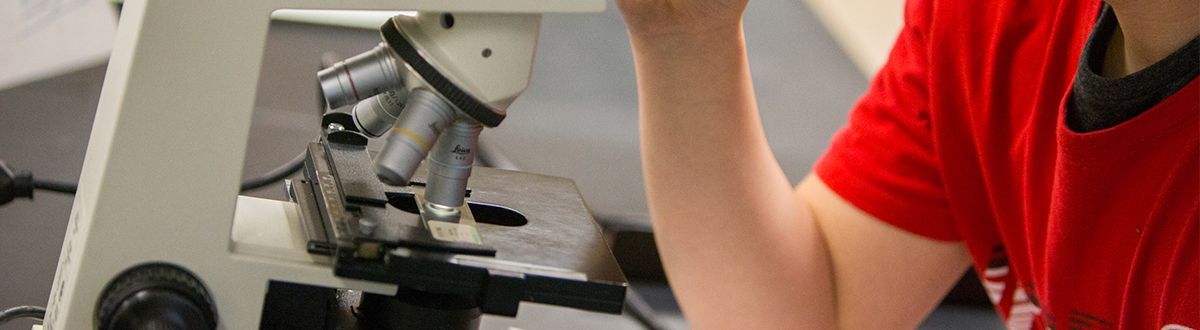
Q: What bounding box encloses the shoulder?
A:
[913,0,1101,95]
[916,0,1098,44]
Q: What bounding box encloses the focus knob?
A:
[95,263,217,330]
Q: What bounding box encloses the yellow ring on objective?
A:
[393,127,430,151]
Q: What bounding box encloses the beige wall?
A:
[801,0,904,77]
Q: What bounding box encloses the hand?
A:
[616,0,749,38]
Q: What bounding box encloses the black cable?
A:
[239,150,307,192]
[0,305,46,325]
[33,178,77,194]
[2,146,309,205]
[5,55,336,200]
[17,152,306,195]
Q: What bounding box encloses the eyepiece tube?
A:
[318,43,405,109]
[373,89,457,186]
[353,89,409,137]
[424,119,482,208]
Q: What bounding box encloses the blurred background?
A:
[0,0,1001,329]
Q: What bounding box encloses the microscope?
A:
[40,1,625,329]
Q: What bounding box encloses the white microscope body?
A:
[44,1,612,329]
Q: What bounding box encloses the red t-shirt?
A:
[814,0,1199,328]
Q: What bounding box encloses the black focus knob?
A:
[95,263,217,330]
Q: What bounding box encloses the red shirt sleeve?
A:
[814,0,959,241]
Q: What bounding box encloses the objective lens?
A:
[373,89,457,186]
[318,43,405,109]
[424,119,482,208]
[353,89,408,137]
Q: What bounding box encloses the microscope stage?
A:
[291,140,626,316]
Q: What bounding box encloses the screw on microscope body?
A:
[358,217,378,236]
[326,122,346,134]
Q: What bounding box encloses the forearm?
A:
[630,26,836,328]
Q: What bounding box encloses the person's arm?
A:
[621,1,972,328]
[799,176,972,328]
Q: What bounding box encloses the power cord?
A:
[0,148,308,207]
[0,161,35,205]
[0,305,46,325]
[33,178,77,194]
[0,57,343,328]
[1,55,338,206]
[239,150,307,192]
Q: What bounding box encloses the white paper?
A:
[0,0,117,90]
